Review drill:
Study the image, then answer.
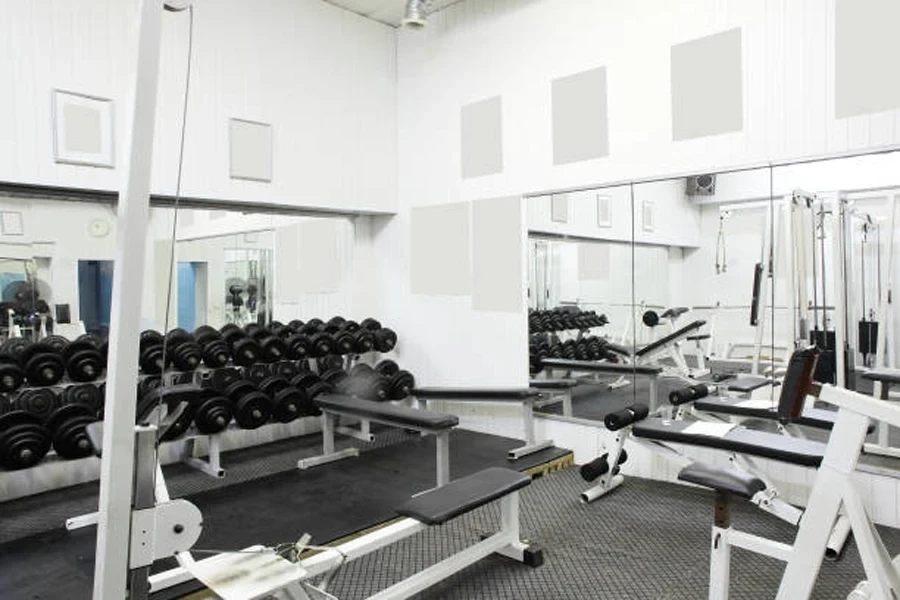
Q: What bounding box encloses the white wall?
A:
[0,0,397,213]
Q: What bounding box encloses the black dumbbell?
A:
[373,328,397,353]
[165,329,203,372]
[46,403,99,459]
[18,342,65,386]
[285,333,312,360]
[307,332,335,358]
[223,380,272,429]
[287,319,305,333]
[193,393,233,435]
[258,335,288,363]
[63,339,105,382]
[205,368,241,393]
[271,360,300,380]
[388,370,415,400]
[359,318,382,331]
[351,329,375,353]
[0,410,52,469]
[231,337,262,367]
[16,387,60,421]
[259,376,310,423]
[139,330,167,375]
[268,321,289,337]
[374,359,399,377]
[0,354,24,393]
[64,384,103,417]
[333,330,355,355]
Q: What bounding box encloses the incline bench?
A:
[540,359,663,411]
[299,394,459,486]
[411,388,553,460]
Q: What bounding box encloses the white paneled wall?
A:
[0,0,397,213]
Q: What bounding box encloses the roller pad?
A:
[669,384,712,405]
[579,455,610,482]
[603,403,650,431]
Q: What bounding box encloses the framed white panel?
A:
[276,220,341,296]
[551,194,568,223]
[52,90,115,168]
[1,212,24,236]
[835,0,900,118]
[472,196,523,312]
[642,200,655,232]
[670,28,743,141]
[460,96,503,179]
[229,118,273,182]
[596,194,611,228]
[552,66,609,165]
[410,202,471,295]
[578,243,610,281]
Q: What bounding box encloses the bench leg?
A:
[508,400,554,460]
[648,375,659,412]
[435,431,450,487]
[709,526,731,600]
[181,434,226,478]
[298,413,359,470]
[336,418,375,443]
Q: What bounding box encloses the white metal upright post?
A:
[93,0,165,598]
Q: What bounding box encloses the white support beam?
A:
[93,0,165,598]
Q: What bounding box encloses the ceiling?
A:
[324,0,461,27]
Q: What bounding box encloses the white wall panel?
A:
[0,0,397,214]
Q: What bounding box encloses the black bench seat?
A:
[861,368,900,385]
[691,397,874,433]
[397,467,531,525]
[541,358,662,376]
[678,461,767,499]
[412,388,541,401]
[632,418,826,467]
[529,379,578,389]
[315,394,458,430]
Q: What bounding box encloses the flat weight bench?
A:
[411,388,552,460]
[529,378,578,417]
[540,358,664,412]
[299,394,459,487]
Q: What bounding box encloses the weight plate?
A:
[231,338,261,367]
[46,402,95,434]
[0,421,51,469]
[0,362,24,393]
[373,328,397,353]
[359,318,382,331]
[233,391,272,429]
[66,348,104,382]
[42,335,70,355]
[193,396,232,434]
[374,359,399,377]
[52,415,97,459]
[1,338,31,363]
[64,384,103,416]
[16,388,60,421]
[207,368,240,393]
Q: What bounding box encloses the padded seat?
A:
[315,394,458,430]
[529,379,578,389]
[692,398,874,433]
[397,467,530,525]
[727,376,774,393]
[861,368,900,385]
[678,462,766,499]
[632,418,826,467]
[635,320,706,358]
[412,388,541,401]
[541,358,662,376]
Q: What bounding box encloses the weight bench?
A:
[540,358,663,411]
[411,388,553,460]
[299,394,458,487]
[530,378,577,417]
[861,368,900,459]
[679,384,900,599]
[151,466,543,599]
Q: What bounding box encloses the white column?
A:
[93,0,165,598]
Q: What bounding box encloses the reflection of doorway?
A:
[177,262,207,331]
[78,260,113,336]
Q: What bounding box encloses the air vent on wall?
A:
[642,200,655,232]
[686,173,716,195]
[596,194,611,227]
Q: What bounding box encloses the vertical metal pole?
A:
[833,198,847,388]
[522,400,536,445]
[752,202,774,376]
[708,527,731,600]
[500,492,520,542]
[435,431,450,487]
[322,414,336,455]
[94,1,164,598]
[129,427,160,600]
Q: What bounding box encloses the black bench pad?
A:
[541,358,662,376]
[686,334,711,341]
[530,379,578,389]
[678,462,766,499]
[727,376,773,393]
[694,396,777,420]
[632,418,826,467]
[315,394,459,430]
[412,388,541,401]
[661,307,690,319]
[397,467,530,525]
[604,342,632,356]
[635,320,706,358]
[861,368,900,385]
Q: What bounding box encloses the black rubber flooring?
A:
[0,428,568,600]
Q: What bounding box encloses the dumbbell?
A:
[324,316,346,333]
[374,359,399,377]
[285,333,312,360]
[319,368,348,388]
[45,403,100,459]
[222,380,272,429]
[268,321,289,337]
[16,342,65,386]
[139,330,167,375]
[204,368,242,394]
[0,410,52,469]
[194,326,231,369]
[298,318,324,335]
[271,360,300,380]
[63,338,105,382]
[317,355,344,373]
[165,329,203,372]
[16,387,61,421]
[290,372,329,409]
[286,319,305,333]
[0,353,24,393]
[373,328,397,353]
[220,327,263,367]
[387,369,415,400]
[258,376,312,423]
[338,364,390,401]
[306,332,335,358]
[192,391,233,435]
[245,363,272,384]
[257,335,288,363]
[63,384,104,417]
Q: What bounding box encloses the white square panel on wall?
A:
[472,196,523,312]
[670,28,743,141]
[460,96,503,179]
[552,66,609,165]
[578,243,610,281]
[551,194,568,223]
[410,202,471,295]
[229,118,273,182]
[835,0,900,118]
[276,220,341,295]
[52,90,115,168]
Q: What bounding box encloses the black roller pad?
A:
[397,467,530,526]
